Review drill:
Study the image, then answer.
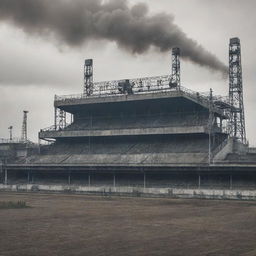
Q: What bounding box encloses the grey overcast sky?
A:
[0,0,255,144]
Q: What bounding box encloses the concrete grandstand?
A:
[1,80,256,191]
[1,43,256,193]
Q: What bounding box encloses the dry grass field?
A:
[0,192,256,256]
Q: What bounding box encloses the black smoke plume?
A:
[0,0,228,75]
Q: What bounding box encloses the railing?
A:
[54,74,230,114]
[39,111,227,133]
[55,74,171,101]
[0,138,25,144]
[40,125,56,132]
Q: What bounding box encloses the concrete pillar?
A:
[88,174,91,187]
[27,172,30,184]
[230,174,233,190]
[113,174,116,187]
[4,168,7,185]
[143,173,146,188]
[198,174,201,189]
[38,138,41,154]
[68,173,71,185]
[0,162,3,183]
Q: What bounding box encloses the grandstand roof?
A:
[54,87,228,118]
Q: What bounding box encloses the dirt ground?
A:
[0,192,256,256]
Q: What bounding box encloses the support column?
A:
[113,174,116,187]
[27,171,30,184]
[198,174,201,189]
[230,174,233,190]
[54,106,57,130]
[143,172,146,188]
[88,174,91,187]
[68,173,71,185]
[0,161,3,184]
[38,138,41,154]
[4,168,7,185]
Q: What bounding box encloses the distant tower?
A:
[21,111,29,142]
[84,59,93,96]
[169,47,181,89]
[229,37,246,144]
[8,126,13,141]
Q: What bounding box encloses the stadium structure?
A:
[1,38,256,194]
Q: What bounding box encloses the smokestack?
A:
[0,0,228,75]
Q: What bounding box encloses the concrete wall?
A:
[27,153,208,165]
[1,184,256,200]
[213,138,234,161]
[39,126,207,139]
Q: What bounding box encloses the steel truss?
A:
[229,37,246,144]
[169,47,181,89]
[21,111,29,142]
[54,108,66,130]
[84,59,93,96]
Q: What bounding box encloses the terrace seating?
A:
[27,135,214,165]
[64,112,209,132]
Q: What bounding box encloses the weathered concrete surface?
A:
[1,184,256,200]
[213,138,234,161]
[39,125,207,139]
[26,152,207,165]
[55,89,226,117]
[55,89,182,107]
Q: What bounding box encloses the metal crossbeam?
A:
[229,37,246,144]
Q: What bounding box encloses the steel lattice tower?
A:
[21,110,28,142]
[229,37,246,144]
[169,47,181,89]
[84,59,93,96]
[54,108,66,130]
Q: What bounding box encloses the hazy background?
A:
[0,0,255,144]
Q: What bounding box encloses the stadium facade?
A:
[1,38,256,192]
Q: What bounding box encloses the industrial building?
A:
[1,38,256,194]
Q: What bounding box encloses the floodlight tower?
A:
[84,59,93,96]
[169,47,181,89]
[8,126,13,141]
[229,37,246,144]
[21,111,29,142]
